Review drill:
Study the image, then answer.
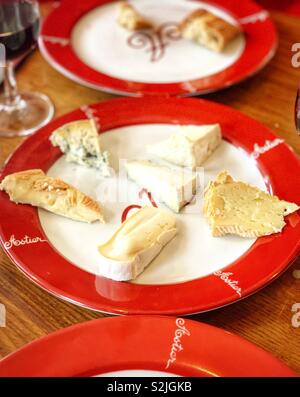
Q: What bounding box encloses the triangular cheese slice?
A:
[204,171,299,237]
[50,119,112,177]
[125,160,197,213]
[147,124,221,168]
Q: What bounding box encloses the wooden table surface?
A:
[0,4,300,374]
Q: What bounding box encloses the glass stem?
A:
[3,61,21,107]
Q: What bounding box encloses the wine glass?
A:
[0,0,54,137]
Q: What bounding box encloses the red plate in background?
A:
[39,0,277,96]
[0,316,296,376]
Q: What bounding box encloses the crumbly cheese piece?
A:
[147,124,221,168]
[0,169,105,223]
[50,119,112,177]
[118,1,152,31]
[204,171,299,237]
[178,9,241,52]
[98,206,177,281]
[125,160,197,213]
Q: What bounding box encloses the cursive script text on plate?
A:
[4,235,48,250]
[165,318,191,369]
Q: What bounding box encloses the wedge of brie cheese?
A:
[50,119,112,177]
[147,124,221,169]
[98,206,177,281]
[204,171,299,238]
[125,160,197,213]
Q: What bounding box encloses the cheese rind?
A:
[125,160,197,213]
[147,124,221,169]
[98,206,177,281]
[204,171,299,237]
[50,119,112,177]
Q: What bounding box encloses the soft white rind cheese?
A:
[125,160,197,213]
[98,206,177,281]
[147,124,221,168]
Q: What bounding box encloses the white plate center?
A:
[71,0,245,84]
[39,123,266,286]
[97,369,179,377]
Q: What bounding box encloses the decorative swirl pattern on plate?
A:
[127,22,181,63]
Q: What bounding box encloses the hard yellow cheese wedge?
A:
[204,171,299,237]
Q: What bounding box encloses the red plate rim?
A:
[39,0,278,97]
[0,97,299,316]
[0,316,296,377]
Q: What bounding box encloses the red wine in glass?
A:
[0,0,39,60]
[0,0,54,137]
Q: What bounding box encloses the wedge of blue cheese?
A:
[147,124,221,169]
[50,119,112,177]
[125,160,197,213]
[204,171,299,237]
[98,206,177,281]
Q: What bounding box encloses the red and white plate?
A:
[0,97,299,315]
[0,316,296,377]
[39,0,277,96]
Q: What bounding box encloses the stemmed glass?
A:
[0,0,54,137]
